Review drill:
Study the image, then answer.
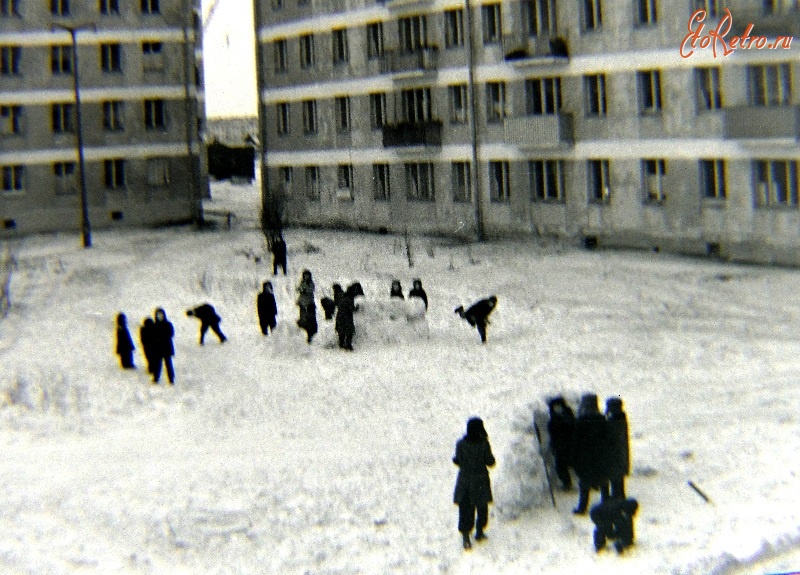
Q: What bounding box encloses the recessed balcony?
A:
[504,114,573,148]
[380,47,438,76]
[723,105,800,140]
[382,120,442,148]
[502,33,568,65]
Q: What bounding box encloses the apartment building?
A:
[0,0,208,238]
[255,0,800,264]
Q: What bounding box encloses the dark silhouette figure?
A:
[389,280,404,299]
[605,397,630,499]
[453,417,496,550]
[115,313,135,369]
[257,281,278,335]
[408,278,428,310]
[296,270,317,343]
[455,295,498,343]
[572,393,610,514]
[151,308,175,384]
[139,318,156,375]
[547,396,576,491]
[320,283,343,321]
[335,283,360,350]
[186,303,227,345]
[590,497,639,553]
[272,235,287,276]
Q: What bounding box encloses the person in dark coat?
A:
[151,308,175,384]
[296,269,317,343]
[572,393,610,514]
[115,313,135,369]
[590,497,639,553]
[408,278,428,310]
[605,397,630,499]
[320,283,343,321]
[547,396,576,491]
[335,283,358,350]
[186,303,227,345]
[272,234,287,276]
[139,317,156,375]
[453,417,496,550]
[454,295,498,343]
[257,281,278,335]
[389,280,404,299]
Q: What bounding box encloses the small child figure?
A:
[590,497,639,554]
[115,312,136,369]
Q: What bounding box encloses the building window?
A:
[50,45,72,74]
[102,100,124,131]
[141,0,159,14]
[147,158,170,187]
[525,77,562,115]
[587,159,611,203]
[523,0,555,36]
[51,103,74,133]
[299,34,315,69]
[449,84,467,124]
[584,74,607,116]
[489,161,510,202]
[302,100,317,134]
[99,0,119,15]
[691,0,721,19]
[1,165,23,192]
[763,0,776,14]
[54,162,77,195]
[335,96,351,132]
[0,46,20,75]
[278,166,293,193]
[337,164,354,200]
[445,9,464,48]
[276,102,290,135]
[399,16,428,53]
[695,67,722,111]
[305,166,320,201]
[638,70,662,114]
[700,159,726,200]
[636,0,657,25]
[101,43,122,72]
[104,159,125,189]
[642,159,666,203]
[367,23,384,59]
[144,99,166,129]
[0,105,21,135]
[1,0,21,16]
[272,0,283,10]
[274,39,288,73]
[486,82,506,122]
[405,163,435,201]
[369,92,386,129]
[482,4,502,44]
[748,64,791,107]
[401,88,433,123]
[51,0,69,16]
[452,162,471,202]
[583,0,602,30]
[142,42,164,71]
[373,164,390,201]
[530,160,564,202]
[332,28,349,65]
[754,160,798,207]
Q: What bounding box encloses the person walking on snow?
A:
[452,417,496,550]
[139,317,156,375]
[455,295,498,343]
[335,283,359,350]
[547,396,576,491]
[605,397,630,499]
[115,312,135,369]
[296,269,318,343]
[271,234,287,276]
[151,308,175,385]
[572,393,610,514]
[257,281,278,335]
[408,278,428,310]
[186,303,227,345]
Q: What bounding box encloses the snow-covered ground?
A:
[1,180,800,575]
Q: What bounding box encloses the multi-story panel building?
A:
[255,0,800,265]
[0,0,208,237]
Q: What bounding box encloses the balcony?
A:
[380,47,438,76]
[502,33,568,65]
[504,114,573,148]
[728,8,800,38]
[382,120,442,148]
[723,106,800,140]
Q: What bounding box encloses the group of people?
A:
[547,393,638,553]
[115,309,177,384]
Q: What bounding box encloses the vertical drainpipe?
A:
[182,0,203,225]
[464,0,484,241]
[252,0,271,235]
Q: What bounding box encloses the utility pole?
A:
[252,0,272,241]
[53,23,94,248]
[464,0,484,241]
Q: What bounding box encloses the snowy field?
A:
[1,180,800,575]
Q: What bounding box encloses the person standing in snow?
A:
[452,417,496,550]
[454,295,498,343]
[335,283,359,351]
[272,234,287,276]
[389,280,404,299]
[257,281,278,335]
[590,497,638,553]
[151,308,175,384]
[115,313,136,369]
[408,278,428,311]
[139,317,156,375]
[296,269,317,343]
[547,396,576,491]
[186,303,227,345]
[605,397,630,499]
[572,393,610,514]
